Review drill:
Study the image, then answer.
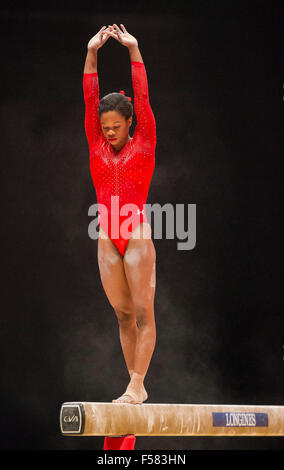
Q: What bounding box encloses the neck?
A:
[112,135,131,153]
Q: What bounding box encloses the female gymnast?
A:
[83,24,157,404]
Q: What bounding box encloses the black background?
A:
[1,1,283,450]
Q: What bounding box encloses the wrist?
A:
[128,44,143,63]
[128,43,139,51]
[87,46,98,53]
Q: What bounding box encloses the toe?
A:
[112,393,137,404]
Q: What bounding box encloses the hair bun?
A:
[119,90,132,102]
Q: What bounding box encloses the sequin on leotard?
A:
[83,61,156,256]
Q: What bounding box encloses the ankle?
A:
[129,371,145,386]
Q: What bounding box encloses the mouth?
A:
[108,138,117,142]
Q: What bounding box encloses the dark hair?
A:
[98,92,133,120]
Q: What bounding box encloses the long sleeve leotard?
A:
[83,61,156,256]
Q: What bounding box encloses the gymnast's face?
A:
[101,110,132,152]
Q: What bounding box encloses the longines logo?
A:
[60,403,85,434]
[212,411,268,427]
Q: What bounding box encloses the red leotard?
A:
[83,61,156,256]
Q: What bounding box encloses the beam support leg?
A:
[103,434,136,450]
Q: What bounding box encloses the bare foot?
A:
[112,384,148,404]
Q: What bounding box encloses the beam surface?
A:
[60,402,284,437]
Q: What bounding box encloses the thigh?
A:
[97,228,133,314]
[123,223,156,309]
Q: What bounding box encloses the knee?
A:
[115,308,136,326]
[134,304,154,329]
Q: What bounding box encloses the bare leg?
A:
[97,227,147,402]
[112,223,156,404]
[97,228,136,373]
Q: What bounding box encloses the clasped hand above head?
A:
[87,24,138,50]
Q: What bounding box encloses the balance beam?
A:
[60,402,284,437]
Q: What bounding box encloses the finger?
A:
[100,27,111,39]
[102,30,111,40]
[109,26,120,37]
[113,29,122,40]
[108,31,120,40]
[107,29,117,36]
[120,24,127,33]
[113,23,122,35]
